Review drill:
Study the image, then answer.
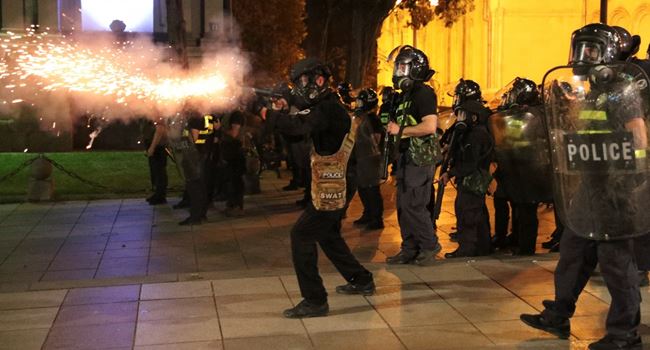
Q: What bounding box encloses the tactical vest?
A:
[183,115,214,144]
[310,117,360,211]
[395,100,418,137]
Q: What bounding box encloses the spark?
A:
[0,29,245,116]
[86,127,103,150]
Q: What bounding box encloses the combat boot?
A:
[414,243,442,266]
[283,300,329,318]
[520,313,570,339]
[386,251,416,265]
[588,334,642,350]
[336,279,375,296]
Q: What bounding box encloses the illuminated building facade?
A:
[377,0,650,104]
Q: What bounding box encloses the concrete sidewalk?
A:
[1,260,648,349]
[0,172,647,349]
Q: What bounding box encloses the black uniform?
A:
[184,113,213,222]
[279,110,311,190]
[352,111,384,228]
[394,83,440,258]
[491,177,513,247]
[144,120,168,203]
[526,79,643,341]
[447,101,493,256]
[629,57,650,280]
[496,105,549,255]
[221,111,246,211]
[267,92,373,305]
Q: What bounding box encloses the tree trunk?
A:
[319,0,333,58]
[304,0,328,58]
[166,0,189,69]
[345,0,394,87]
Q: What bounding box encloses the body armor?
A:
[310,118,360,211]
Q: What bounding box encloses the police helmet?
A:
[337,81,354,104]
[289,58,332,107]
[569,23,621,65]
[380,86,395,102]
[501,77,540,109]
[355,88,379,113]
[388,45,435,91]
[452,79,482,110]
[612,26,639,61]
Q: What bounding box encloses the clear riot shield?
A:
[486,78,518,111]
[488,106,552,203]
[167,117,202,182]
[542,62,650,240]
[437,108,456,133]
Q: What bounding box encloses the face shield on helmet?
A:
[570,41,603,65]
[569,24,621,73]
[503,89,518,108]
[387,45,434,91]
[497,78,540,109]
[354,88,378,115]
[394,61,411,78]
[451,79,482,110]
[392,56,415,91]
[452,94,462,109]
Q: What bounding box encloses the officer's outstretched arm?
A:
[401,114,438,137]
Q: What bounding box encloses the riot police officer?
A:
[351,88,384,230]
[263,58,375,318]
[337,81,355,111]
[440,79,493,257]
[219,110,246,217]
[379,86,397,126]
[178,109,213,225]
[384,45,441,266]
[144,116,168,205]
[520,23,648,350]
[615,25,650,287]
[489,78,552,255]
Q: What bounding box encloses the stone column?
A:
[153,0,167,35]
[58,0,81,33]
[37,0,59,32]
[204,0,223,38]
[2,0,27,31]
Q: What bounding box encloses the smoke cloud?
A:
[0,26,251,131]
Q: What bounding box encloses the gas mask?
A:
[291,73,327,107]
[392,62,412,91]
[588,65,617,87]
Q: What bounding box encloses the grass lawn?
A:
[0,152,183,203]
